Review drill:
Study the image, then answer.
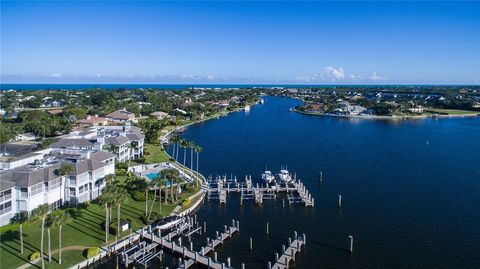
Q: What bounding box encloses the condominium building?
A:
[0,145,115,226]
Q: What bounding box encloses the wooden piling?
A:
[249,237,253,250]
[266,221,269,234]
[348,235,353,253]
[338,195,342,207]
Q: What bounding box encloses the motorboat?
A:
[262,170,275,184]
[278,168,292,183]
[153,216,184,230]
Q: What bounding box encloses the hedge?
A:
[85,247,100,258]
[29,252,40,261]
[181,198,190,207]
[131,190,146,201]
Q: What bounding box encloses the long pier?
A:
[128,218,240,269]
[206,175,314,207]
[268,232,306,269]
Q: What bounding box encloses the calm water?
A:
[168,96,480,269]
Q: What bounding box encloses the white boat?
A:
[262,170,275,184]
[245,105,251,111]
[278,168,292,183]
[153,216,184,230]
[259,98,265,104]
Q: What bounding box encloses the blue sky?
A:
[1,1,479,84]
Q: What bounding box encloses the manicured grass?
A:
[426,109,479,115]
[0,175,195,269]
[143,143,171,164]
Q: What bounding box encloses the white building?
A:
[0,149,115,226]
[53,124,145,163]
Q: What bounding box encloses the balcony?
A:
[0,194,12,203]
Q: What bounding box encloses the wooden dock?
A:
[268,232,306,269]
[143,219,240,269]
[206,175,314,207]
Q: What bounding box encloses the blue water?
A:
[146,172,160,180]
[167,96,480,269]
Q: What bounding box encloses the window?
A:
[30,183,43,196]
[69,188,76,196]
[78,183,89,194]
[0,201,12,215]
[49,178,61,190]
[20,188,28,198]
[0,190,12,202]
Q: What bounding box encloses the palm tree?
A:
[170,136,178,160]
[98,187,115,244]
[33,204,51,269]
[11,211,29,254]
[57,163,73,177]
[189,141,195,176]
[195,145,202,188]
[147,178,159,221]
[45,215,55,262]
[55,211,72,264]
[112,186,128,243]
[127,143,137,167]
[181,139,188,166]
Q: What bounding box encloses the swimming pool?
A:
[145,172,160,180]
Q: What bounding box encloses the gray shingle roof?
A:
[52,139,94,148]
[106,136,129,146]
[0,180,16,192]
[90,151,116,162]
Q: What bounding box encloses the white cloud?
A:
[324,66,345,80]
[50,73,62,78]
[370,72,387,81]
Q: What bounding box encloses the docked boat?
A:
[259,98,265,104]
[244,105,251,112]
[262,170,275,184]
[278,168,292,183]
[153,216,184,230]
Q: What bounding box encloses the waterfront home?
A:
[106,108,137,123]
[150,111,169,120]
[0,150,115,226]
[334,103,367,116]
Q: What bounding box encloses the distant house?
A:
[15,133,37,142]
[409,106,424,114]
[79,115,108,126]
[334,103,367,116]
[150,111,169,121]
[173,108,187,115]
[47,109,64,116]
[106,108,136,123]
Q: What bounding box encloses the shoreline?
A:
[293,108,480,120]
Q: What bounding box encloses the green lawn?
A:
[143,143,171,164]
[0,175,198,269]
[426,109,479,115]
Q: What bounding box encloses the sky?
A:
[1,1,479,85]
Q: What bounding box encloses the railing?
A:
[0,206,12,215]
[0,194,12,203]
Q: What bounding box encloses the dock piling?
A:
[249,237,253,250]
[349,235,353,253]
[266,221,269,234]
[338,195,342,207]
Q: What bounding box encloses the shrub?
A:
[140,213,161,225]
[116,169,126,176]
[131,190,146,201]
[29,251,40,261]
[85,247,99,258]
[181,199,190,207]
[186,182,199,193]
